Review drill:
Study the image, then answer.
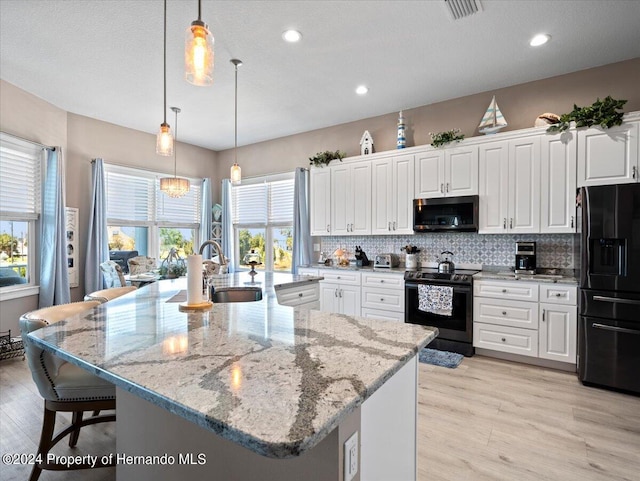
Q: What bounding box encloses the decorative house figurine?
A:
[360,130,374,155]
[397,111,406,149]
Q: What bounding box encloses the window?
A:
[232,174,294,272]
[104,164,201,263]
[0,133,43,295]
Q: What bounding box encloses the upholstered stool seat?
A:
[84,285,137,303]
[20,301,116,481]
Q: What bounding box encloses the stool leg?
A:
[29,403,56,481]
[69,411,83,447]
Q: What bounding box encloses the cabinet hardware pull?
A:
[380,298,384,302]
[555,293,563,297]
[542,309,546,322]
[503,218,506,229]
[388,222,391,231]
[502,289,507,293]
[634,165,637,180]
[380,280,384,283]
[299,293,303,297]
[571,216,574,228]
[337,276,341,279]
[446,183,450,193]
[327,224,330,232]
[502,311,507,315]
[334,289,338,297]
[393,221,396,230]
[440,183,444,193]
[510,218,513,229]
[339,289,343,298]
[501,338,506,342]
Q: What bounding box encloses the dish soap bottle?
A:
[397,110,406,149]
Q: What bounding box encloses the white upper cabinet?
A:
[415,145,478,198]
[479,136,541,234]
[371,154,414,235]
[310,168,331,236]
[540,131,577,233]
[577,120,639,187]
[331,162,371,236]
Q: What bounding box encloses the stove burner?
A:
[404,268,479,284]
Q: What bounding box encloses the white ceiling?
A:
[1,0,639,151]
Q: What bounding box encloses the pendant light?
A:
[185,0,214,86]
[230,59,242,185]
[160,107,190,198]
[156,0,173,156]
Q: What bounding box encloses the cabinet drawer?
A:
[361,287,404,311]
[320,270,361,285]
[473,322,538,357]
[473,298,539,329]
[539,284,577,305]
[474,280,539,302]
[361,271,404,289]
[361,307,405,322]
[298,268,320,277]
[276,284,320,307]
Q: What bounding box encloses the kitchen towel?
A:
[187,254,203,305]
[418,284,453,316]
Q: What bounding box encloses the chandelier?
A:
[160,107,190,198]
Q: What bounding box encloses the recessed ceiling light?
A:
[530,33,551,47]
[282,30,302,43]
[355,85,369,95]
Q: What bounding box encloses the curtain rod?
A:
[0,130,54,150]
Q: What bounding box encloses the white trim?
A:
[0,284,39,301]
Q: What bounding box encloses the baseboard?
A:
[475,348,577,372]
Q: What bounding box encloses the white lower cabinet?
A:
[473,280,577,365]
[276,282,320,309]
[320,283,360,315]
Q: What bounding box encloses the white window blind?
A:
[232,177,294,225]
[0,133,42,219]
[156,183,201,225]
[105,170,154,223]
[269,179,294,223]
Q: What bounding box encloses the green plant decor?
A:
[547,96,627,133]
[159,263,187,279]
[430,129,465,148]
[309,150,346,167]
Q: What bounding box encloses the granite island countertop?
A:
[27,272,437,459]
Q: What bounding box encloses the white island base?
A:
[116,355,418,481]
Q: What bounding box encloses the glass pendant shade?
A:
[156,123,174,156]
[230,163,241,185]
[160,176,190,198]
[185,21,214,86]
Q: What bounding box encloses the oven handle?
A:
[405,282,471,293]
[592,323,640,335]
[593,295,640,305]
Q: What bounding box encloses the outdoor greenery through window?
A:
[104,164,201,266]
[232,174,294,272]
[0,133,42,291]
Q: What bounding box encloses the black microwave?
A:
[413,195,479,232]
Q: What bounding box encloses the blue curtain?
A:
[221,179,235,273]
[199,178,213,258]
[292,167,312,274]
[39,148,70,307]
[84,158,108,294]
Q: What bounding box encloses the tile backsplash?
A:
[320,233,578,269]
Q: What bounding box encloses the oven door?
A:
[404,282,472,342]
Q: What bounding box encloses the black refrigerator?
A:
[579,183,640,395]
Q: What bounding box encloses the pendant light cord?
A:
[173,109,178,177]
[198,0,202,21]
[234,61,238,164]
[163,0,168,125]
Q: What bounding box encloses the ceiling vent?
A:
[444,0,482,20]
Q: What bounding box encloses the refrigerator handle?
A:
[592,323,640,335]
[593,296,640,305]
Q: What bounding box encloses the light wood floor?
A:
[2,355,639,480]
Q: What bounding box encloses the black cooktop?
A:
[404,268,480,284]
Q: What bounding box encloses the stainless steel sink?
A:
[211,286,262,303]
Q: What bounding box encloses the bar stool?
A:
[19,301,116,481]
[84,285,137,303]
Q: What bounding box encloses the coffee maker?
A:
[515,241,536,274]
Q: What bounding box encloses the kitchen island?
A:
[27,272,437,481]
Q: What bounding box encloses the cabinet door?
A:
[509,137,541,233]
[445,145,478,196]
[540,132,577,233]
[415,150,445,198]
[310,168,331,236]
[577,121,639,187]
[320,283,339,313]
[330,165,350,235]
[371,159,394,234]
[479,141,509,233]
[539,303,577,363]
[350,162,372,235]
[392,154,415,234]
[339,284,361,316]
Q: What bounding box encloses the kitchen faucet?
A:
[198,240,227,266]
